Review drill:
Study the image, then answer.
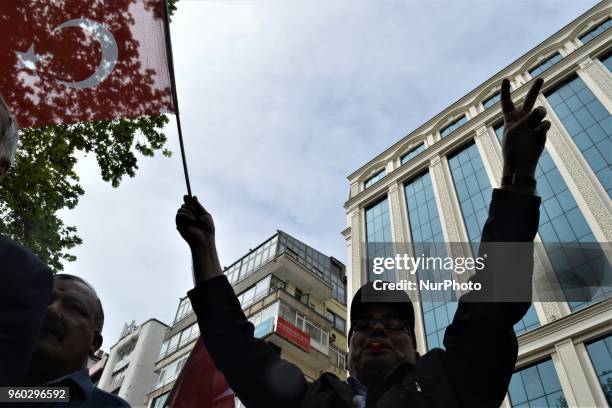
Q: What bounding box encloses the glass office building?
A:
[346,3,611,406]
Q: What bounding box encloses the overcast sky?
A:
[60,0,599,351]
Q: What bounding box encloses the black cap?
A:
[348,281,415,344]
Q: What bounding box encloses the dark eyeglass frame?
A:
[351,318,411,333]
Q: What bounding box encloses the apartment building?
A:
[145,231,348,408]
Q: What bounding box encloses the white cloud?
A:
[60,0,598,348]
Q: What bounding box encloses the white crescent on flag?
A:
[15,18,118,89]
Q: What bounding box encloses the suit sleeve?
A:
[188,276,308,408]
[0,238,53,386]
[442,189,541,407]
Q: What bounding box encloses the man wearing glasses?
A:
[177,78,549,407]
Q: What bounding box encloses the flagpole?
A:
[162,0,193,197]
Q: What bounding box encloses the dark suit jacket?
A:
[0,236,52,385]
[188,188,541,407]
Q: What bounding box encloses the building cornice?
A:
[516,298,612,366]
[345,1,610,185]
[344,28,611,211]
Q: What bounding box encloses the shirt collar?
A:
[46,368,94,401]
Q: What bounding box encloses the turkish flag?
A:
[166,338,235,408]
[0,0,174,128]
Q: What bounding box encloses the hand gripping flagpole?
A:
[163,0,193,197]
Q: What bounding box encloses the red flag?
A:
[0,0,174,128]
[166,338,235,408]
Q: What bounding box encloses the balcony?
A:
[225,232,343,303]
[233,252,333,301]
[245,287,345,371]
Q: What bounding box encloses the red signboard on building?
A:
[276,317,311,352]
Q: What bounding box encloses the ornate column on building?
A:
[577,57,612,108]
[388,182,426,354]
[346,208,362,302]
[474,125,503,186]
[429,155,473,293]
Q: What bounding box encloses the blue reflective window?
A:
[405,172,456,351]
[545,76,611,198]
[401,143,427,165]
[514,306,540,335]
[365,198,395,281]
[585,334,612,405]
[364,169,387,189]
[483,91,501,110]
[529,52,563,77]
[601,53,612,72]
[448,142,492,243]
[495,124,610,312]
[509,359,567,407]
[579,18,611,44]
[440,115,468,138]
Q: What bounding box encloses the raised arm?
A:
[443,78,549,407]
[176,196,308,408]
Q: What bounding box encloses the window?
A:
[111,366,128,384]
[159,323,200,359]
[113,340,136,372]
[400,143,426,165]
[448,142,491,244]
[278,233,337,285]
[248,301,279,338]
[508,359,566,407]
[174,297,193,323]
[365,198,395,282]
[405,171,455,350]
[585,334,612,405]
[225,236,279,285]
[238,275,272,308]
[513,306,540,335]
[440,115,467,138]
[178,323,199,348]
[158,339,169,358]
[325,309,346,333]
[579,18,611,44]
[151,392,170,408]
[155,355,189,389]
[529,52,562,77]
[482,91,501,110]
[305,319,330,355]
[545,75,611,198]
[329,344,346,370]
[364,169,387,189]
[279,302,297,324]
[330,271,346,304]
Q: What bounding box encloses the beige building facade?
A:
[344,2,611,407]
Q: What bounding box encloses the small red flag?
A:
[0,0,174,128]
[166,338,235,408]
